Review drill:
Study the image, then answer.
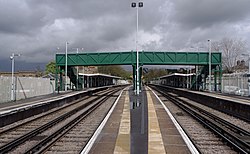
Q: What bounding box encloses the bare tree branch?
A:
[212,37,246,73]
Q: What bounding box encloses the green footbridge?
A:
[55,51,222,91]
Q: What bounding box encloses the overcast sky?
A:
[0,0,250,71]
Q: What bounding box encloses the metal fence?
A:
[0,76,55,103]
[206,73,249,96]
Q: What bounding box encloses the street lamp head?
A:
[72,47,84,50]
[10,53,21,60]
[139,2,143,7]
[131,1,143,95]
[131,2,136,7]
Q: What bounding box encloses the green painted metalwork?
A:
[56,51,221,66]
[55,51,222,91]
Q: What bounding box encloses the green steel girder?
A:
[56,51,221,66]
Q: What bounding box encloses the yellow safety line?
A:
[147,90,166,154]
[114,91,130,154]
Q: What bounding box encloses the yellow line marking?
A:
[114,91,130,154]
[147,90,166,154]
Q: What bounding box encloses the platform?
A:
[152,84,250,121]
[87,86,193,153]
[0,86,116,115]
[0,86,116,127]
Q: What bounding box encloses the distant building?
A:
[0,71,42,77]
[232,60,248,73]
[42,73,56,80]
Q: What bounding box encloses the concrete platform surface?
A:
[88,86,193,153]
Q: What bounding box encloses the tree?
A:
[98,65,131,79]
[35,66,44,77]
[212,37,246,73]
[45,61,56,74]
[143,68,168,82]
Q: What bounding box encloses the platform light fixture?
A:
[131,1,143,95]
[56,47,61,93]
[208,39,212,92]
[65,42,69,92]
[10,53,21,101]
[72,48,84,90]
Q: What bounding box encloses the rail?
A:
[150,85,250,154]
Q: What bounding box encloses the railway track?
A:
[0,86,123,153]
[151,85,250,154]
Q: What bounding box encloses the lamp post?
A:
[72,48,84,90]
[242,53,250,96]
[76,48,79,90]
[10,53,21,101]
[208,39,212,92]
[186,66,188,88]
[190,46,205,90]
[56,47,62,93]
[132,1,143,95]
[65,42,69,91]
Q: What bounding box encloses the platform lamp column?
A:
[76,48,79,90]
[56,47,61,92]
[186,66,188,88]
[208,39,212,92]
[196,65,198,90]
[10,53,21,101]
[82,48,85,89]
[83,66,84,89]
[74,47,84,90]
[132,1,143,95]
[65,42,69,92]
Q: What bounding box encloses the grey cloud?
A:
[155,0,250,51]
[0,0,250,71]
[0,0,48,34]
[170,0,250,29]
